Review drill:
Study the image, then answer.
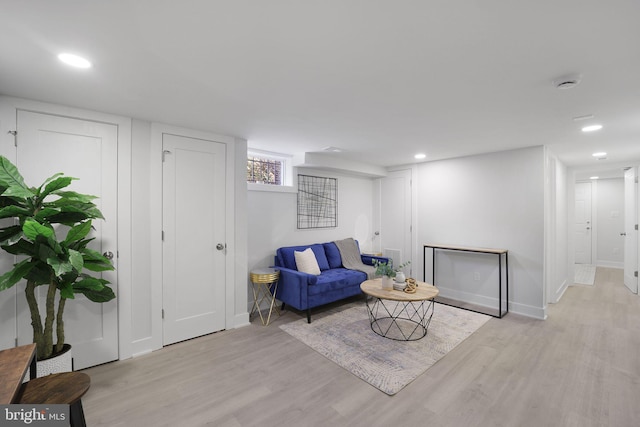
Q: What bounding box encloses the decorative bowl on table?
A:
[393,282,406,291]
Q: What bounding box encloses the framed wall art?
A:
[297,174,337,229]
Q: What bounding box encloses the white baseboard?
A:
[234,312,250,328]
[131,337,160,358]
[510,301,547,320]
[596,260,623,269]
[550,279,568,304]
[437,287,500,311]
[131,348,154,358]
[437,287,546,320]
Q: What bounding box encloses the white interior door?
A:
[623,168,638,293]
[575,182,593,264]
[380,169,413,275]
[162,133,226,345]
[16,110,118,369]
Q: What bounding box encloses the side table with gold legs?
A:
[250,268,281,325]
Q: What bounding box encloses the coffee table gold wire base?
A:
[365,297,435,341]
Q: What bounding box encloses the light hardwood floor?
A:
[83,267,640,426]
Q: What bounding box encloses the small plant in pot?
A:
[372,259,395,279]
[0,156,115,363]
[373,259,411,289]
[372,259,410,278]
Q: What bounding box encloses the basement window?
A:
[247,149,295,192]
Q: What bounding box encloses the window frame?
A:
[247,149,295,192]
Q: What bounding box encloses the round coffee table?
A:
[360,278,439,341]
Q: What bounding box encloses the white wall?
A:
[594,178,624,268]
[0,101,20,350]
[546,152,569,303]
[130,120,153,347]
[247,168,375,309]
[416,146,546,319]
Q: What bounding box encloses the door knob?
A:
[103,251,114,260]
[621,232,627,236]
[216,243,225,251]
[586,227,590,230]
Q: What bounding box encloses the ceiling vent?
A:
[553,73,582,89]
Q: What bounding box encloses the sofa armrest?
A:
[361,255,390,266]
[275,266,318,286]
[272,266,317,311]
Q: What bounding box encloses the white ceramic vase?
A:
[395,272,406,283]
[381,275,394,290]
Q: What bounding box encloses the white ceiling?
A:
[2,1,639,173]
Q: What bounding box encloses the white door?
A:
[16,110,118,369]
[623,168,638,293]
[380,169,412,275]
[575,182,593,264]
[162,133,226,345]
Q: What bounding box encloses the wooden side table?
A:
[17,372,90,427]
[250,268,280,325]
[0,343,36,404]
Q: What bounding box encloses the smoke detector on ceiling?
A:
[553,73,582,89]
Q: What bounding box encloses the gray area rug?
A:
[280,302,490,395]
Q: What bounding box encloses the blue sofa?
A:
[273,241,389,323]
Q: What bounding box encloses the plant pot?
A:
[381,276,394,290]
[25,344,73,380]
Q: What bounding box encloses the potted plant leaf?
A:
[372,258,395,278]
[372,259,410,289]
[0,156,115,367]
[372,259,395,289]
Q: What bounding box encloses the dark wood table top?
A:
[16,372,91,405]
[0,343,36,404]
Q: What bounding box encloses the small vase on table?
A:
[381,275,394,290]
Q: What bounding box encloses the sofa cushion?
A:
[323,242,343,269]
[308,268,367,296]
[278,244,330,271]
[294,248,321,275]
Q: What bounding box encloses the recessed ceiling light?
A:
[572,114,595,121]
[58,53,92,69]
[582,124,603,132]
[323,146,343,152]
[592,152,607,159]
[414,153,426,160]
[590,176,599,180]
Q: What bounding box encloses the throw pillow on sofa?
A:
[294,248,321,275]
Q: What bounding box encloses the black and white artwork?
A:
[297,175,337,229]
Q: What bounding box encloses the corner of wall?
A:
[233,138,249,327]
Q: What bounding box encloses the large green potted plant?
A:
[0,156,115,362]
